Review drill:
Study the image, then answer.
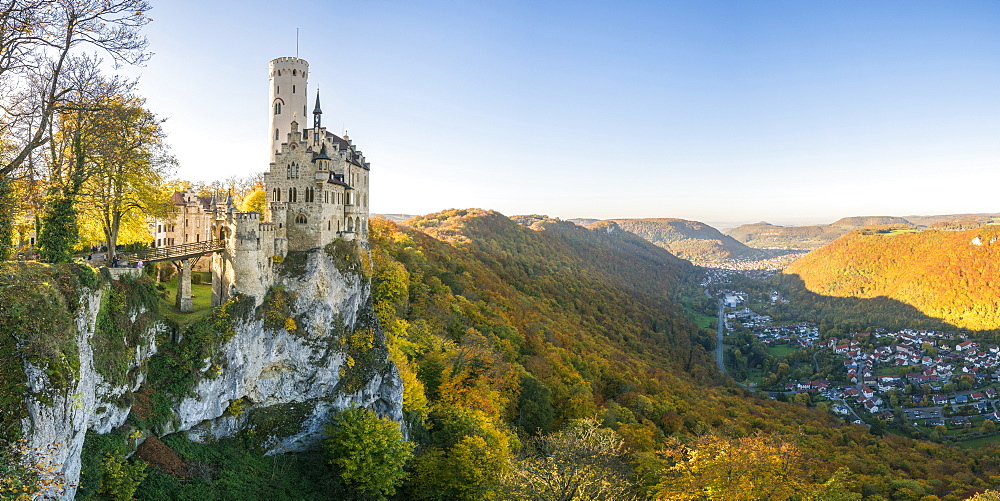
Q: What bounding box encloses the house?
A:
[861,385,875,399]
[933,395,949,405]
[956,340,978,352]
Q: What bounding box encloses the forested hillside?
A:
[783,225,1000,332]
[368,210,1000,499]
[584,218,766,263]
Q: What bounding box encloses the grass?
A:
[158,277,215,327]
[689,309,715,329]
[874,366,902,376]
[766,344,797,358]
[742,368,765,387]
[957,434,1000,449]
[883,228,922,236]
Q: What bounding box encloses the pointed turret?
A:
[313,90,322,128]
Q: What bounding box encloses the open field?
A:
[158,277,215,327]
[766,344,797,358]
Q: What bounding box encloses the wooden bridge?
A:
[119,239,227,313]
[119,239,226,264]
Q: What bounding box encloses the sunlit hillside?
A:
[784,225,1000,331]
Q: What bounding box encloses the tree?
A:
[967,491,1000,501]
[981,419,996,434]
[323,407,414,500]
[97,453,147,501]
[501,418,641,501]
[0,0,152,256]
[409,406,514,500]
[76,94,173,261]
[240,188,266,214]
[517,374,555,435]
[656,434,851,501]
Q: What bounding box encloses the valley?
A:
[709,273,1000,447]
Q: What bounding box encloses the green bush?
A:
[324,407,414,500]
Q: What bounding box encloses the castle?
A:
[201,57,371,307]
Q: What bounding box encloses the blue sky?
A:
[125,1,1000,226]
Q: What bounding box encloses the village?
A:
[719,287,1000,444]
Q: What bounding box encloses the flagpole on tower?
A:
[296,28,299,57]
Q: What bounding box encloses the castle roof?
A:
[171,191,213,210]
[321,131,368,170]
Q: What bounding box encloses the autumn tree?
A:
[409,406,514,500]
[76,94,174,262]
[0,0,152,257]
[323,407,414,500]
[501,418,641,501]
[656,434,853,500]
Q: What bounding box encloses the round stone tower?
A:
[268,57,309,161]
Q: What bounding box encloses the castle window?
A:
[276,86,279,94]
[347,218,354,232]
[328,221,331,230]
[305,187,314,202]
[277,70,281,76]
[290,187,297,202]
[272,188,281,202]
[292,69,297,76]
[292,85,296,93]
[295,214,307,224]
[274,102,282,115]
[275,129,279,140]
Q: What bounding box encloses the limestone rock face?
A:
[22,289,157,500]
[18,247,403,500]
[181,248,403,453]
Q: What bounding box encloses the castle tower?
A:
[269,57,309,162]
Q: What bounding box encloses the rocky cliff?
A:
[5,242,402,499]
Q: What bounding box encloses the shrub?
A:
[324,407,413,500]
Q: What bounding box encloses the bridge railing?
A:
[119,239,226,263]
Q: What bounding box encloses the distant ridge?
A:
[375,213,418,222]
[729,213,1000,249]
[583,218,767,263]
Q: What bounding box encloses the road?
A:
[716,298,725,373]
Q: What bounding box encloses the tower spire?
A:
[313,89,322,143]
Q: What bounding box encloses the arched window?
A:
[274,102,282,114]
[290,187,297,202]
[276,85,280,94]
[295,214,307,224]
[327,220,331,230]
[347,218,354,231]
[272,188,280,202]
[274,129,279,140]
[292,69,297,76]
[277,70,281,76]
[305,187,314,202]
[292,84,296,93]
